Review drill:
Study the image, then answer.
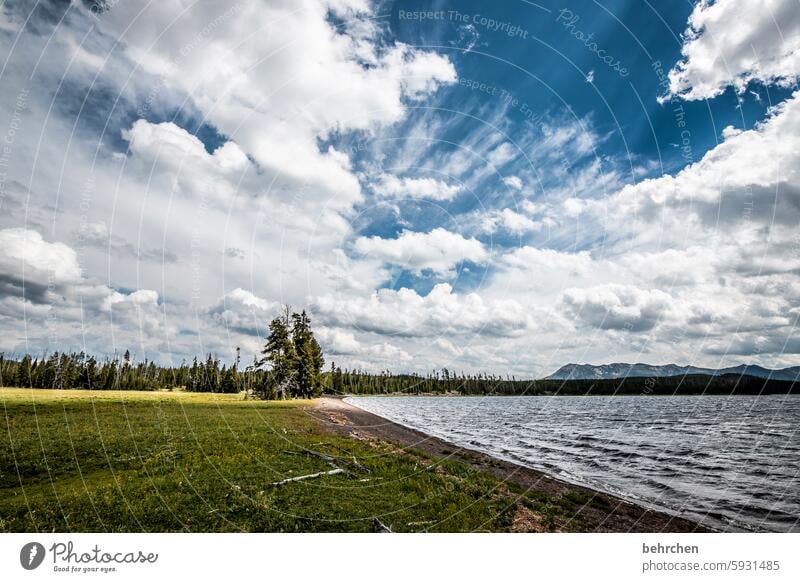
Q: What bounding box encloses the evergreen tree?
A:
[16,354,33,387]
[290,310,324,398]
[331,362,344,394]
[221,365,238,393]
[262,312,295,398]
[84,355,98,389]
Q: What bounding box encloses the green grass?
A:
[0,388,546,532]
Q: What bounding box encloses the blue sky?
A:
[334,0,795,296]
[1,0,799,375]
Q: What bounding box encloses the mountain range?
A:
[545,363,800,382]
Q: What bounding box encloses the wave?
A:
[348,394,800,532]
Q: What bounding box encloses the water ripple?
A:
[347,395,800,532]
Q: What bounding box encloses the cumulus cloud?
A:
[394,49,458,99]
[554,13,800,363]
[705,333,800,356]
[0,228,169,356]
[122,120,252,204]
[313,283,533,338]
[499,247,599,291]
[315,327,410,361]
[0,228,82,287]
[371,173,463,201]
[480,209,541,235]
[102,289,159,312]
[2,0,800,373]
[666,0,800,100]
[91,0,456,208]
[352,228,489,275]
[0,228,85,306]
[77,221,178,263]
[124,120,248,172]
[208,288,279,336]
[591,92,800,237]
[563,285,674,332]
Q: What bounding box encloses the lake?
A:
[346,395,800,532]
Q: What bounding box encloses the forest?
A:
[1,308,797,397]
[328,368,798,396]
[0,309,325,399]
[1,353,796,397]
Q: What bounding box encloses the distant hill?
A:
[545,363,800,382]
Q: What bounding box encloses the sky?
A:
[0,0,799,377]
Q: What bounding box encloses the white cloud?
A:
[102,289,159,312]
[313,283,533,338]
[520,200,541,214]
[121,120,254,205]
[315,327,410,361]
[486,142,517,168]
[562,198,586,218]
[502,175,523,190]
[317,327,362,354]
[0,228,172,356]
[2,0,800,374]
[0,228,82,286]
[124,120,248,172]
[593,92,800,233]
[208,288,280,337]
[528,94,800,360]
[540,119,598,157]
[394,48,458,99]
[666,0,800,100]
[352,228,489,275]
[372,173,463,201]
[76,220,178,263]
[563,284,674,332]
[0,0,459,314]
[90,0,456,209]
[480,208,541,235]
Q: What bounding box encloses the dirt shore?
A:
[311,396,711,533]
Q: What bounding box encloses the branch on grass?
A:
[284,449,371,474]
[270,468,344,486]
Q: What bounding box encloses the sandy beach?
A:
[312,396,710,533]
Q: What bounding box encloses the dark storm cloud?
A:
[0,273,50,304]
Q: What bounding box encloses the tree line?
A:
[328,368,798,396]
[0,308,326,399]
[0,350,251,393]
[2,311,797,396]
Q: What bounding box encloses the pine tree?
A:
[331,362,344,394]
[262,312,295,398]
[17,354,33,387]
[308,332,324,396]
[221,365,237,393]
[84,355,98,389]
[291,310,324,398]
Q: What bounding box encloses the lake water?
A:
[346,395,800,532]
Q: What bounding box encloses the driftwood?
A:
[270,468,344,486]
[285,449,371,474]
[271,448,370,486]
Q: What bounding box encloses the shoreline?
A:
[312,396,711,533]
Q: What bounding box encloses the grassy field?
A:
[0,387,576,532]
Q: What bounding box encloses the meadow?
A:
[0,388,601,532]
